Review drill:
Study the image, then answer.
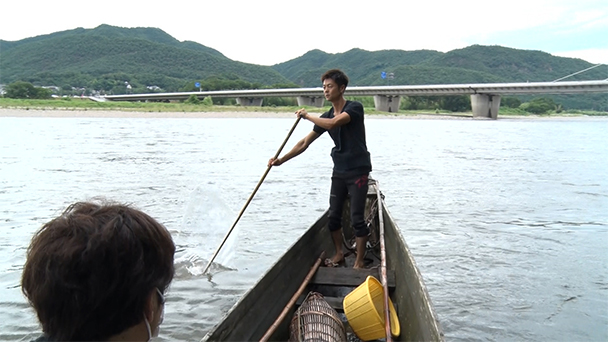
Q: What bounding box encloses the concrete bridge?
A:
[104,80,608,119]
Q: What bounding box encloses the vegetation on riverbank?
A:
[5,81,605,116]
[0,97,320,113]
[1,98,605,117]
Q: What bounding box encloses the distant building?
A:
[42,86,61,92]
[147,85,162,91]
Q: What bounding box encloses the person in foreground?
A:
[22,201,175,341]
[268,69,372,269]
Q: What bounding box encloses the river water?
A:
[0,113,606,341]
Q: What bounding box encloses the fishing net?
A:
[289,292,346,342]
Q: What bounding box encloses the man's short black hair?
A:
[321,69,349,89]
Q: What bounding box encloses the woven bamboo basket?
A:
[289,292,346,342]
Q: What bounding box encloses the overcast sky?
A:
[1,0,607,66]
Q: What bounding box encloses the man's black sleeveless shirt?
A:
[313,100,372,176]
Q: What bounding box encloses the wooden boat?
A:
[203,179,443,341]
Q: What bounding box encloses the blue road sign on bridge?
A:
[381,71,387,79]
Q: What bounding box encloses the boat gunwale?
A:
[382,199,444,341]
[202,210,331,341]
[202,186,444,341]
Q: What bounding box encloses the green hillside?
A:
[273,45,605,86]
[271,45,606,110]
[273,48,444,86]
[1,25,606,110]
[422,45,605,82]
[0,25,289,93]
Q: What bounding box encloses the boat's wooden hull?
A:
[203,182,442,341]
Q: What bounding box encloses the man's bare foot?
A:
[332,252,344,263]
[353,261,366,269]
[353,236,368,269]
[324,252,344,267]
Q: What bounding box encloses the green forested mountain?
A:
[0,25,290,93]
[272,48,444,86]
[1,24,225,57]
[271,45,606,111]
[423,45,605,82]
[1,25,606,110]
[273,45,605,87]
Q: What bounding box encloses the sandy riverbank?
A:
[0,108,602,120]
[0,108,297,118]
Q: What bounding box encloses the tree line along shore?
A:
[1,97,606,118]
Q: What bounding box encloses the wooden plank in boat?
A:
[311,267,396,289]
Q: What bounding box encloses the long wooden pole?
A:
[375,181,392,342]
[259,251,325,342]
[202,116,302,275]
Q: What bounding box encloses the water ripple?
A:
[1,117,607,341]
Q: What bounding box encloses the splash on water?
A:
[174,183,239,276]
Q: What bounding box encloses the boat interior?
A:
[203,179,443,341]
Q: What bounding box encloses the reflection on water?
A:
[0,115,606,341]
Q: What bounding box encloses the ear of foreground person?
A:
[21,201,176,341]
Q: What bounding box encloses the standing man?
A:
[268,69,372,269]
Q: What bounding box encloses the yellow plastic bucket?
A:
[343,275,400,341]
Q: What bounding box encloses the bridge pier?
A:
[236,97,264,106]
[374,95,401,113]
[297,96,325,107]
[471,94,501,119]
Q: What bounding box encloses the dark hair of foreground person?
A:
[22,201,175,341]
